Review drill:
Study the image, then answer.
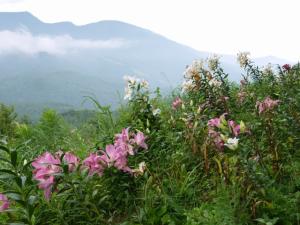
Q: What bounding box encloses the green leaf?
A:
[22,160,33,171]
[21,176,27,187]
[8,223,26,225]
[213,157,223,174]
[27,195,38,206]
[10,149,18,167]
[0,157,12,164]
[0,145,10,154]
[0,169,17,176]
[2,190,21,196]
[15,176,23,188]
[6,192,22,201]
[0,174,15,179]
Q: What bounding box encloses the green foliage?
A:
[186,187,238,225]
[60,109,97,128]
[0,141,39,225]
[1,57,300,225]
[0,103,17,138]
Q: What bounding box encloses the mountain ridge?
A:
[0,11,291,119]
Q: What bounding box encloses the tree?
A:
[0,103,17,138]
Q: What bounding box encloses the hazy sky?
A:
[0,0,299,61]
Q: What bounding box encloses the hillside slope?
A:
[0,12,291,117]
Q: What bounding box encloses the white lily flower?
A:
[182,80,194,92]
[140,80,149,89]
[237,52,250,68]
[208,78,222,87]
[124,87,133,100]
[225,137,239,150]
[153,108,161,116]
[123,75,137,84]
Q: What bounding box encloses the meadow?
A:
[0,53,299,224]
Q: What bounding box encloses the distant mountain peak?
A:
[1,11,31,15]
[0,11,38,19]
[0,11,43,30]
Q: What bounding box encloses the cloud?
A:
[0,30,127,55]
[0,0,24,3]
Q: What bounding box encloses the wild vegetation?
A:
[0,53,299,224]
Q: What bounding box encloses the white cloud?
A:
[0,0,24,3]
[0,30,127,55]
[1,0,300,61]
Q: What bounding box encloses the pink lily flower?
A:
[134,131,148,150]
[116,141,135,156]
[214,136,225,151]
[32,152,62,200]
[208,129,224,151]
[63,152,80,172]
[37,176,55,200]
[32,152,60,169]
[264,97,280,109]
[115,128,130,144]
[115,128,135,155]
[228,120,240,137]
[114,156,131,173]
[0,193,9,212]
[208,129,219,138]
[172,97,183,110]
[101,145,131,172]
[208,117,221,128]
[101,145,122,166]
[256,97,280,114]
[83,153,105,176]
[33,166,60,180]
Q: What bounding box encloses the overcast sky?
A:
[0,0,299,61]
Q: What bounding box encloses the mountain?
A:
[0,12,291,118]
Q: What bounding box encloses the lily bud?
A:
[240,121,246,133]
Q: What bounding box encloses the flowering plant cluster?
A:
[32,151,79,199]
[123,75,162,131]
[181,57,224,93]
[123,75,149,101]
[83,128,147,175]
[236,78,249,104]
[31,128,148,200]
[207,114,246,151]
[236,52,291,83]
[256,97,280,114]
[282,63,291,72]
[180,56,231,117]
[1,55,299,224]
